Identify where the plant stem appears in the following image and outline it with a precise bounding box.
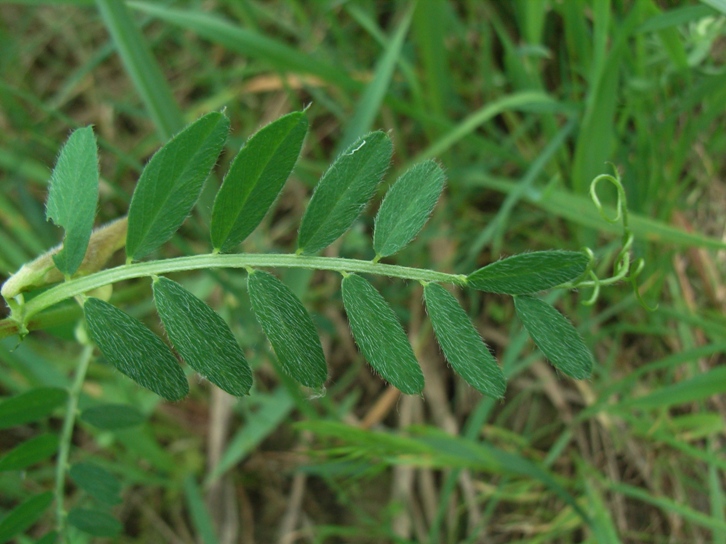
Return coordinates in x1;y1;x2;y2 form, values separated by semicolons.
55;343;93;541
15;253;468;326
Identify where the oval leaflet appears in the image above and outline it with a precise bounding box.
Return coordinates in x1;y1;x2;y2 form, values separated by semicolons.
467;250;589;295
248;270;328;389
211;111;308;252
153;276;253;396
297;131;393;254
374;160;445;258
514;295;593;379
342;274;424;394
424;283;505;398
84;297;189;401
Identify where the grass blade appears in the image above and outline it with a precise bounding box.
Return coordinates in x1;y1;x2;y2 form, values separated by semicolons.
127;1;356;91
95;0;183;140
342;274;424;394
619;366;726;411
207;387;293;483
610;481;726;534
45;126;98;276
514;295;593;379
338;4;414;152
424;283;506;398
183;475;219;544
297;131;392;254
211;111;308;252
84;297;188;401
417;91;559;161
248;270;327;389
126;112;229;261
637;5;716;32
412;0;450;119
572;5;641;193
463;173;726;251
153;276;252;396
467;250;588;295
373;160;445;259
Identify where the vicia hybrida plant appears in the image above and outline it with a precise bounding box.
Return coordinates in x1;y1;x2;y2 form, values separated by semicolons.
0;110;644;539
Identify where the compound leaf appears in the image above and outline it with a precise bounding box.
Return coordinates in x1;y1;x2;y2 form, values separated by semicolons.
341;274;424;394
211;111;308;252
126;112;229;261
69;462;122;505
424;283;505;398
0;387;68;430
468;250;588;295
374;160;445;258
153;276;252;396
84;297;188;401
297;131;392;254
514;295;593;379
46;126;99;276
248;270;327;389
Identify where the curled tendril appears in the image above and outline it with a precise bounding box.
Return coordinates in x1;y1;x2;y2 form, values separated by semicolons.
565;164;656;310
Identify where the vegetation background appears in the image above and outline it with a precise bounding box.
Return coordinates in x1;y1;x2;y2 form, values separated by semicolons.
0;1;725;542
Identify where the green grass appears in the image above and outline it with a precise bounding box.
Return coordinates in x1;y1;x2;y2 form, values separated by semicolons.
0;1;725;542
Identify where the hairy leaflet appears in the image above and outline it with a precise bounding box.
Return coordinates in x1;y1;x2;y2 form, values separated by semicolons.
342;274;424;394
126;112;229;261
153;276;253;396
468;250;588;295
46;126;99;276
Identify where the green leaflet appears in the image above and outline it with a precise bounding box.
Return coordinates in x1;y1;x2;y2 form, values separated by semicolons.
0;387;68;430
46;126;99;276
341;274;424;394
247;270;327;389
211;111;308;252
0;491;54;544
0;434;58;472
373;160;445;258
153;276;252;396
80;403;144;430
513;295;593;379
67;508;122;538
84;297;188;400
69;462;122;505
424;283;505;398
297;131;392;254
467;250;588;295
126;112;230;261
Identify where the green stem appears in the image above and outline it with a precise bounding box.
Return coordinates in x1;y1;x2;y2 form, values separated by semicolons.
55;343;94;541
13;253;468;327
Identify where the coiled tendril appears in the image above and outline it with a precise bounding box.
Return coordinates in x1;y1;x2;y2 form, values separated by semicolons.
563;165;656;310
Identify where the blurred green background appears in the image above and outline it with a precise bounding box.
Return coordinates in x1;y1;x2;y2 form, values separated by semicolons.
0;1;725;542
